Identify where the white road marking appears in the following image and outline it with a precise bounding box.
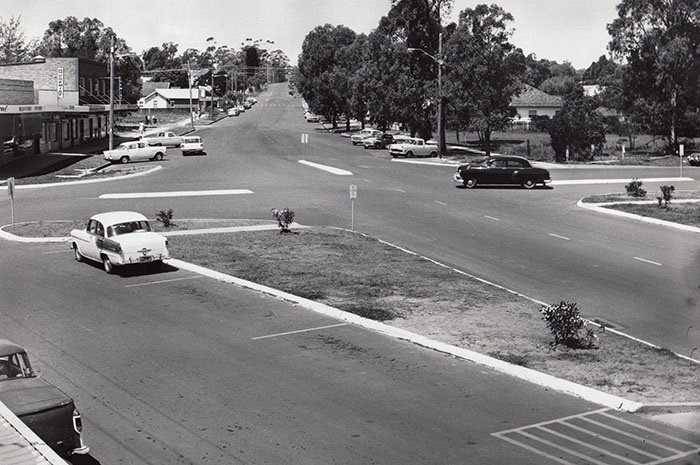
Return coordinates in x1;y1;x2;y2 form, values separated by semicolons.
298;160;353;175
634;256;662;266
484;215;500;221
551;177;693;186
43;249;70;254
99;189;253;199
252;323;348;340
125;275;203;288
548;233;570;241
435;201;447;206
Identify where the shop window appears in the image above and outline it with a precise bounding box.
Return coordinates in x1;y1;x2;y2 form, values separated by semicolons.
79;77;86;96
63;121;70;140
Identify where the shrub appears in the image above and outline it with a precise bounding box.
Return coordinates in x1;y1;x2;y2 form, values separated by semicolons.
155;209;175;227
657;185;675;208
625;178;646;197
540;300;597;349
271;207;295;233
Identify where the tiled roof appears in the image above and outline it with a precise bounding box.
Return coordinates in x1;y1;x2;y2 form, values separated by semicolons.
511;84;563;108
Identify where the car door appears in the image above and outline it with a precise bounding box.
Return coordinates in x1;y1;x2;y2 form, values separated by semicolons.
135;142;149;161
79;220;102;261
505;159;526;184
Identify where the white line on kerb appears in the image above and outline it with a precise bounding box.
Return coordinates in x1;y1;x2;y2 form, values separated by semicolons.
548;233;570;241
634;257;662;266
125;275;203;288
100;189;253;199
298;160;353;175
252;323;348;340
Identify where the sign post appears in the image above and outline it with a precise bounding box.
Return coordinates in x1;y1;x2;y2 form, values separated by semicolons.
7;177;15;224
679;144;684;178
349;184;357;231
301;133;309;160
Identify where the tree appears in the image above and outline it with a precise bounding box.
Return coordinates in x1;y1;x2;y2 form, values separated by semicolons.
0;15;31;63
549;87;606;162
443;4;525;156
608;0;700;152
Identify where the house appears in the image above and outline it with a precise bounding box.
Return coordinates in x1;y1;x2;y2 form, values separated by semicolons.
138;87;206;111
0;56;136;165
510;84;563;129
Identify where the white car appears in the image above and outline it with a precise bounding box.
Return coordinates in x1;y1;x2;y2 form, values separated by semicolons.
140;131;183;148
70;211;170;274
227;107;239;116
350;129;382;145
181;136;204;155
103;141;166;164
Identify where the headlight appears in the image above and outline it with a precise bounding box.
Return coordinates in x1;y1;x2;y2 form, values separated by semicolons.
72;407;83;433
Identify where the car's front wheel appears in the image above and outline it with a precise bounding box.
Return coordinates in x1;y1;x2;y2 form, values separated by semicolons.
405;151;413;158
73;245;83;262
464;177;478;188
119;156;129;164
522;179;536;189
102;256;114;274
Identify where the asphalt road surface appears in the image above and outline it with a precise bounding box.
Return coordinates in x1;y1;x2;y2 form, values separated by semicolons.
1;83;700;464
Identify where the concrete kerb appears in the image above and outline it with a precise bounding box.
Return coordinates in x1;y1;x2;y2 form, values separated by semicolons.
577;199;700;235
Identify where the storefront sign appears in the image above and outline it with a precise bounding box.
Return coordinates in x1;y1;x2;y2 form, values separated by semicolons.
57;67;64;98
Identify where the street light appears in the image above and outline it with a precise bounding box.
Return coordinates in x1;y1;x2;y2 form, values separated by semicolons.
407;32;445;157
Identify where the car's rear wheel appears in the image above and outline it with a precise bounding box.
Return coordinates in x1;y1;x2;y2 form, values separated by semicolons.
102;256;114;274
464;177;478;188
73;245;83;262
153;152;164;161
406;151;413;157
119;156;129;164
522;179;536;189
430;151;438;157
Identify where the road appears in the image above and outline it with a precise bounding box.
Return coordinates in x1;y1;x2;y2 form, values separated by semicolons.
1;83;699;464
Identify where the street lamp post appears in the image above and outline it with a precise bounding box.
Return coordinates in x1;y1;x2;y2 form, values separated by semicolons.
407;32;445;157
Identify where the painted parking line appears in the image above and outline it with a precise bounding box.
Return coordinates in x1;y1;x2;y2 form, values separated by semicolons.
252;323;348;340
634;256;663;266
548;233;570;241
99;189;253;199
298;160;353;175
493;408;700;465
484;215;500;221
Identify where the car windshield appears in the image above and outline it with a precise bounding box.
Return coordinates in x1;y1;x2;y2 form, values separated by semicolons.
116;144;131;151
107;220;152;237
0;352;34;381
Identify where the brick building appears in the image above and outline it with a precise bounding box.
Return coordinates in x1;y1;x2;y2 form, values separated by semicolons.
0;56;136;168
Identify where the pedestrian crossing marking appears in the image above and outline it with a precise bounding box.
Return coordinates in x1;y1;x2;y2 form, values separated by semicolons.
493;408;700;465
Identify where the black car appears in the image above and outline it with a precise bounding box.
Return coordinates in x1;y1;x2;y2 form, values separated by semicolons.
363;133;395;149
453;155;551;189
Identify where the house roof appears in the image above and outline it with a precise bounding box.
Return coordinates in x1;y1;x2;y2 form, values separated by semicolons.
141;80;170;97
144;87;202;102
511;84;563;108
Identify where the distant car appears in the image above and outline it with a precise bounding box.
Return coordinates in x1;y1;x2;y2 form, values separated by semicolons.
228;107;239;117
687;153;700;166
181;136;204;155
242;101;252;109
363;133;396;149
140;131;183;148
388;137;438;158
453;155;551;189
305;113;320;122
70;211;171;273
103;141;166;164
0;339;89;458
351;129;382;145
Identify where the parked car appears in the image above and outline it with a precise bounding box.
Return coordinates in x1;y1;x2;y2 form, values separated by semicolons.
363;133;396;149
0;339;89;458
453;155;551;189
140;131;183;147
305;113;320;122
181;136;204;155
351;128;382;145
70;211;171;273
103;141;166;164
687;153;700;166
388;137;438;158
227;107;239;117
242;101;252;109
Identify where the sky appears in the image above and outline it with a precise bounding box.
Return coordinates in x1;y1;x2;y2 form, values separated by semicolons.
4;0;620;70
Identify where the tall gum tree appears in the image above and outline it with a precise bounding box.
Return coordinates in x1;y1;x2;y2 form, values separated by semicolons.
608;0;700;152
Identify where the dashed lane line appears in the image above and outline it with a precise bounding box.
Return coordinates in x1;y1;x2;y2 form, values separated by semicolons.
298;160;353;175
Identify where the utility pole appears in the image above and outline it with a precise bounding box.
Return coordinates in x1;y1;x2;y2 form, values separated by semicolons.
109;35;115;151
187;61;195;129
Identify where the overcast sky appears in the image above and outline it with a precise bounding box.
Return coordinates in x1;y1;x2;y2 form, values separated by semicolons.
7;0;619;70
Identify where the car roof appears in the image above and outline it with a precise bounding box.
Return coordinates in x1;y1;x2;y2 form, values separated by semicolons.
90;211;149;226
488;155;529;161
0;339;25;357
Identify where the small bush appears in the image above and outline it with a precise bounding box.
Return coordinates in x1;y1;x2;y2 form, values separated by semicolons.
156;209;175;227
657;185;675;208
540;300;597;349
271;207;295;233
625;178;646;197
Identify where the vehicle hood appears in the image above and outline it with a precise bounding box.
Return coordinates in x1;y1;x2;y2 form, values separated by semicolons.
0;376;73;416
113;232;168;253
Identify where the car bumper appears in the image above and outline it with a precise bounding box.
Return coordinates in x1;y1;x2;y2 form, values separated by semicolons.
453;172;463;183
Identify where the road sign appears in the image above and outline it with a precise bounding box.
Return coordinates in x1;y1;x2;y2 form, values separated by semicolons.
349;184;357;199
301;133;309;144
7;177;14;198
